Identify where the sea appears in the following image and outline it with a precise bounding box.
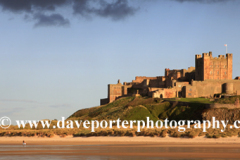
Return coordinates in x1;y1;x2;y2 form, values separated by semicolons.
0;144;239;160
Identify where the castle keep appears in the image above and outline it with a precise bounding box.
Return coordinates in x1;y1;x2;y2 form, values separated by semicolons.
195;52;232;80
100;52;240;105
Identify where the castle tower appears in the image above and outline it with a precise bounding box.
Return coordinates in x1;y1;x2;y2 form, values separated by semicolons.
226;53;233;80
195;51;233;81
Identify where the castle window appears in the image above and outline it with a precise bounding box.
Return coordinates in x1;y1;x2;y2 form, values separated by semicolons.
188;93;192;96
189;89;192;91
217;71;219;75
210;71;212;74
225;72;227;75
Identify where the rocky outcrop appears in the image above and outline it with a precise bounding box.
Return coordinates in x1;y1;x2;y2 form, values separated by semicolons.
202;108;240;124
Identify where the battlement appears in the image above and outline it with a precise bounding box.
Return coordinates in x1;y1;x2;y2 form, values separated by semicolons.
212;56;226;60
202;51;213;57
208;54;232;60
196;52;232;60
135;76;157;79
218;55;225;58
202;53;209;56
209;51;212;57
135;76;147;79
186;66;195;71
196;54;202;59
165;68;181;72
133;76;158;83
226;53;233;58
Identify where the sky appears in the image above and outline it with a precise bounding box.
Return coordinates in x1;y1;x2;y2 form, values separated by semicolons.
0;0;240;124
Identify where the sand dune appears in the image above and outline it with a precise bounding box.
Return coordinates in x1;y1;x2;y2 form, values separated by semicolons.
1;135;240;145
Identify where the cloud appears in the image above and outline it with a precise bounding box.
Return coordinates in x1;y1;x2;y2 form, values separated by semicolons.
96;0;138;21
0;107;24;116
49;104;72;108
33;13;70;27
174;0;232;3
73;0;138;21
0;99;40;104
0;0;138;27
0;0;68;13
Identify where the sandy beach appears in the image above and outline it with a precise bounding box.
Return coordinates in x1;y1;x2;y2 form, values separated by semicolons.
1;136;240;159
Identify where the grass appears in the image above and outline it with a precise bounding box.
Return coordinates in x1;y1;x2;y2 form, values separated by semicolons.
144;102;170;119
123;105;158;121
215;95;240;104
158;103;206;121
165;96;240;105
68;96;170;123
165;98;213;104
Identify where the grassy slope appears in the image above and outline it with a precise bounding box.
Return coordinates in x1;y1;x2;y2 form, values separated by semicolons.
68;96;207;122
3;96;240;138
164;98;213;104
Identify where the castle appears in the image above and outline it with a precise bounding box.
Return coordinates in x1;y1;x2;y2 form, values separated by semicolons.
100;51;240;105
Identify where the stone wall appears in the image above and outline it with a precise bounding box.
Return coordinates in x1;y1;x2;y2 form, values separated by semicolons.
183;85;198;98
165;68;182;79
182;79;240;98
151;88;176;98
165;66;195;82
100;98;109;105
122;84;132;96
132;76;158;83
149;79;165;88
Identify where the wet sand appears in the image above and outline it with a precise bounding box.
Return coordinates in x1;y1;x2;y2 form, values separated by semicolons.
1;136;240;159
1;149;240;159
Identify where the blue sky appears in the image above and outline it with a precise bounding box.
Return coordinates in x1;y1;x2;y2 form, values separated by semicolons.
0;0;239;123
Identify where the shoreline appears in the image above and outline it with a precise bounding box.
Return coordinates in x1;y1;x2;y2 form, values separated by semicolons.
2;136;240;158
1;135;240;145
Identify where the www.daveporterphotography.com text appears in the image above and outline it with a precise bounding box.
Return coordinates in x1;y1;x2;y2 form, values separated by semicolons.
7;117;240;133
